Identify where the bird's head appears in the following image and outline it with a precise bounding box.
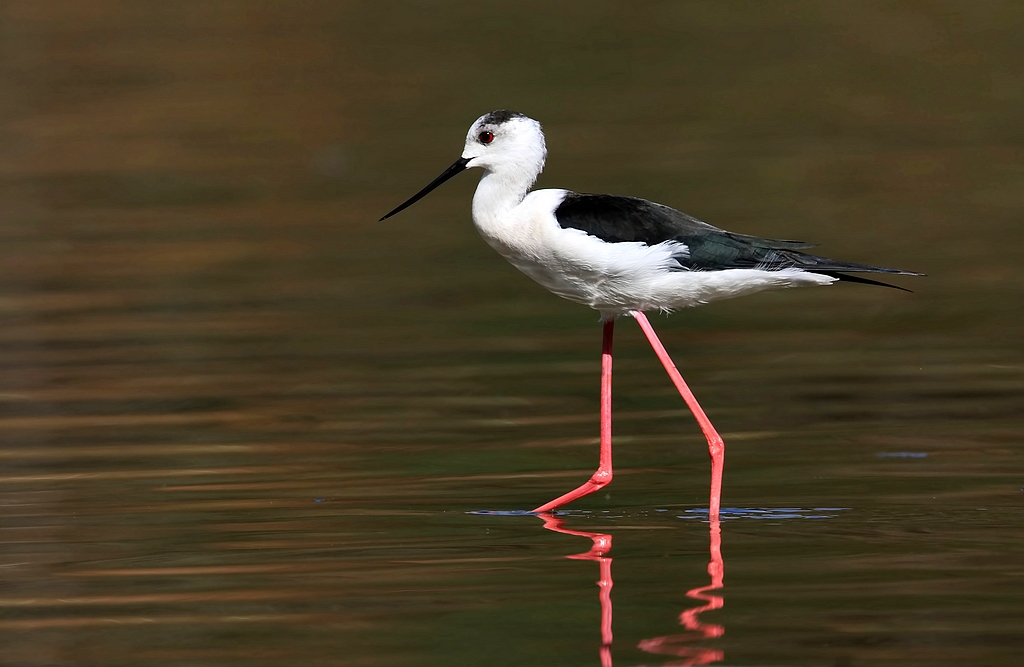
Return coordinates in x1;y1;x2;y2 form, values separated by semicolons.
460;110;546;175
380;110;546;221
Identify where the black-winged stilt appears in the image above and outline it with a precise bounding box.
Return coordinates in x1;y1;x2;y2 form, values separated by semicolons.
381;110;922;520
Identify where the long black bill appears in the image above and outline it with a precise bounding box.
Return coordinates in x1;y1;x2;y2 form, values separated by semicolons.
379;157;470;221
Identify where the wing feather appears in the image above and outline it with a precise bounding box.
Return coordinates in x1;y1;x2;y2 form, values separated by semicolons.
554;193;923;278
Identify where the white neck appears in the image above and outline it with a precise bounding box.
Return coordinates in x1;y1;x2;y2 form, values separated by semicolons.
471;164;540;228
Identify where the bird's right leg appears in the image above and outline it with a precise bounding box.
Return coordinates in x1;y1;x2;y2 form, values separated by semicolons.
533;318;615;513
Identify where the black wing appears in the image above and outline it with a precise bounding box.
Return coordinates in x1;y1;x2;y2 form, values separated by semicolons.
554;193;923;286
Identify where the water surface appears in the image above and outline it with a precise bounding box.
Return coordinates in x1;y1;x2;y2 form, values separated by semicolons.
1;2;1023;665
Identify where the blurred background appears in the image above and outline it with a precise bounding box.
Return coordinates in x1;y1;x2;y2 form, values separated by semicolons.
1;2;1022;666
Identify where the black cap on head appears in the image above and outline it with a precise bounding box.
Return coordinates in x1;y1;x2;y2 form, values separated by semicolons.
480;110;526;125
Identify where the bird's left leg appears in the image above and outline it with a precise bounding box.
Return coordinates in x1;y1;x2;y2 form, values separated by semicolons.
632;311;724;521
533;318;615;513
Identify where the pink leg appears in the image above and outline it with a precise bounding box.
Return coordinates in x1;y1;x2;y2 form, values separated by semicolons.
632;311;724;522
533;319;615;513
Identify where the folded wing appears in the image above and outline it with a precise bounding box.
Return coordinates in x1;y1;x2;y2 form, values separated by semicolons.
554;193;923;288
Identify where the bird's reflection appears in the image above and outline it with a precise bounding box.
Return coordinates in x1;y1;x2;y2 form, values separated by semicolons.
537;513;724;667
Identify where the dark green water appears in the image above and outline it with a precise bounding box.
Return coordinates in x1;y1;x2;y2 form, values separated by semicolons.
2;2;1022;665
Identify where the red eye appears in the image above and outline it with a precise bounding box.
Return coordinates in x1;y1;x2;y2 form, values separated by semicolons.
478;131;494;144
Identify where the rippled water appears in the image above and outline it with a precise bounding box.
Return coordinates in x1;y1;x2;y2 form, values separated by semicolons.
2;2;1023;666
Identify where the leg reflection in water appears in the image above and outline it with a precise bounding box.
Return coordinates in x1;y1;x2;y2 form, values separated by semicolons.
538;514;724;667
537;512;614;667
638;519;725;666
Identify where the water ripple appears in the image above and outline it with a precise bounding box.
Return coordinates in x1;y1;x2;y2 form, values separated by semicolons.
679;507;850;520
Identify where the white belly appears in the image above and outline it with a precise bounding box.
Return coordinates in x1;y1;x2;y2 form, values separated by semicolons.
501;249;833;318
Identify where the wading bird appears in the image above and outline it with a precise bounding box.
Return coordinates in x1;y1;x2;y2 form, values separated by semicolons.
381;110;921;520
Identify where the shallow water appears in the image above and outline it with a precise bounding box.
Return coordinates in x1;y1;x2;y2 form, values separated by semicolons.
2;2;1023;666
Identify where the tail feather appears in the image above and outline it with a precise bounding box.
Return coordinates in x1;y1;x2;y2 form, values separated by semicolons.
816;271;915;292
786;251;925;276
